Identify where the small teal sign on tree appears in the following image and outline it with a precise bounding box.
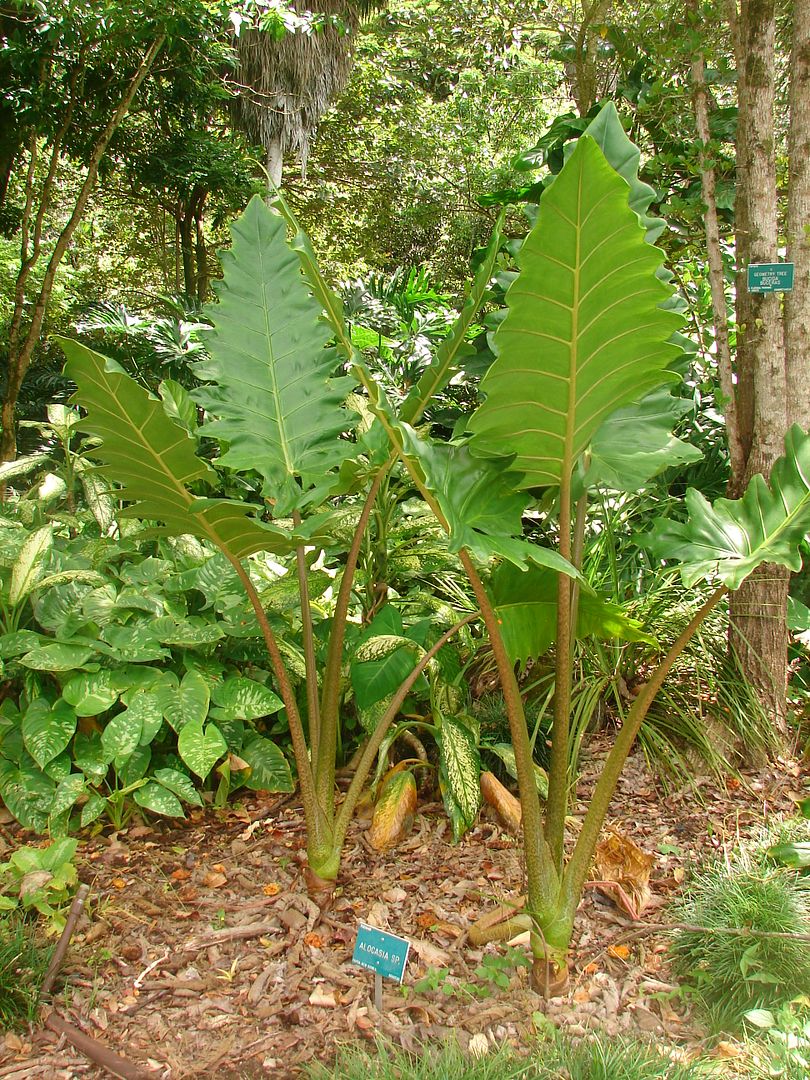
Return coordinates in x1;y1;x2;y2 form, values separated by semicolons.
747;263;795;293
352;924;410;983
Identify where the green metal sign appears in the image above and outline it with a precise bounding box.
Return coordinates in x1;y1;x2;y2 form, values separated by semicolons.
747;263;795;293
352;923;410;982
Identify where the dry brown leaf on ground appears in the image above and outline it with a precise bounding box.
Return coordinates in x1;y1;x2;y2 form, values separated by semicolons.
593;830;655;919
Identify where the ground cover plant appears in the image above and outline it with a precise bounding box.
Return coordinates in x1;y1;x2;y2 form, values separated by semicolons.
306;1033;715;1080
0;912;52;1030
52;102;810;995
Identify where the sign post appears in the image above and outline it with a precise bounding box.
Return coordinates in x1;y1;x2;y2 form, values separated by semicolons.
747;263;795;293
352;924;410;1013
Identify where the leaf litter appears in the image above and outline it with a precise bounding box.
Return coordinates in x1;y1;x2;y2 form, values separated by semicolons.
0;741;799;1079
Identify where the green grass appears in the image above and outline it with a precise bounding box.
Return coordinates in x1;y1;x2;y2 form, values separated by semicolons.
669;859;810;1034
0;913;53;1029
306;1034;716;1080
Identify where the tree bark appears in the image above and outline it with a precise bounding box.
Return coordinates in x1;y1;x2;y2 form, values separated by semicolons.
689;7;744;479
0;35;165;466
728;0;789;732
786;0;810;431
267;137;283;190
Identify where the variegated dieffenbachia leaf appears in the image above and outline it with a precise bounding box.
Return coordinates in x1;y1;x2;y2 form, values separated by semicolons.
436;714;481;841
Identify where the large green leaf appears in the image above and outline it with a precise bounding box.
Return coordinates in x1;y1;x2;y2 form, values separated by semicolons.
177;718;227;780
211;677;283;721
192;195;353;513
58;338;296;559
154;670;210;733
397;426;577;574
492;563;654;666
644;425;810;589
585;385;702;493
468;136;683;488
580;102;666;243
18;643;94;672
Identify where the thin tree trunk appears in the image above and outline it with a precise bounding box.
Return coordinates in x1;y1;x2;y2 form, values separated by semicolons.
267;137;283;189
728;0;789;733
689;6;744;478
0;35;165;466
786;0;810;430
179;203;196;301
194;189;209;303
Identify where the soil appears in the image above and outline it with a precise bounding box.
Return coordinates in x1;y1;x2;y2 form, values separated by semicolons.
0;741;803;1080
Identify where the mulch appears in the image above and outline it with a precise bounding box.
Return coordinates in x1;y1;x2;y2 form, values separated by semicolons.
0;741;802;1079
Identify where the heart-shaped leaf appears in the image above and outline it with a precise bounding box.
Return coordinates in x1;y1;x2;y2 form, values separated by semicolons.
178;718;227;780
154;670;210;733
22;698;77;768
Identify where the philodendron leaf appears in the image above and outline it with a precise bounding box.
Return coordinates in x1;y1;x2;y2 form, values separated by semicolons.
18;643;95;672
586;384;702;493
133;781;185;818
58;337;297;559
100;710;142;760
643;425;810;589
178;718;227;780
239;733;293;792
193;195;353;514
468;135;683;489
492;563;655;665
154;670;210;733
397;426;578;575
22;698;77;768
152;767;203;806
211;677;283;721
62;671;119;717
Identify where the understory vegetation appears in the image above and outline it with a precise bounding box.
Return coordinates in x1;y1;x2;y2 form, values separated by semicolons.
0;0;809;1074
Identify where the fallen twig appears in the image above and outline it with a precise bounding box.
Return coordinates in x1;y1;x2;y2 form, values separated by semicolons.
180;919;281;951
44;1012;153;1080
41;882;90;996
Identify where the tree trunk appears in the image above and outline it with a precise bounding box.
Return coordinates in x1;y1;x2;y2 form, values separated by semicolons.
786;0;810;430
179;203;196;302
689;4;744;479
728;0;788;733
0;35;165;467
267;137;283;190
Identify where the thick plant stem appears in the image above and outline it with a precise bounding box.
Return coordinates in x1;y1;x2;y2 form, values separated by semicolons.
293;510;320;764
458;551;559;916
561;585;727;916
547;475;574;871
224;552;323;844
332;612;477;848
315;459;392;810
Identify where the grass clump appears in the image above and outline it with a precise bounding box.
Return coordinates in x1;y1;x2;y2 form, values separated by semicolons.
0;913;53;1029
669;859;810;1033
307;1034;714;1079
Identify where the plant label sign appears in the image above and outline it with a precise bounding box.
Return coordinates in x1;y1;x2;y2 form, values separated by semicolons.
747;263;795;293
352;923;410;983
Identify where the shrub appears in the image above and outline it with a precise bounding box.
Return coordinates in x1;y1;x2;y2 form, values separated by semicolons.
670;860;810;1033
